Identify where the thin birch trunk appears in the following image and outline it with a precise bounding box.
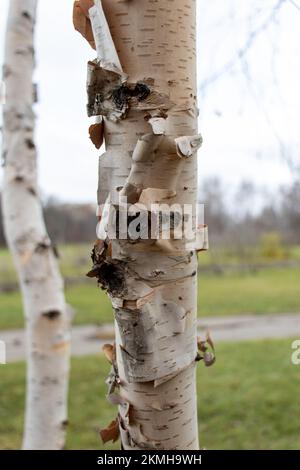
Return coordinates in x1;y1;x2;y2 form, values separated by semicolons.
74;0;204;450
2;0;71;450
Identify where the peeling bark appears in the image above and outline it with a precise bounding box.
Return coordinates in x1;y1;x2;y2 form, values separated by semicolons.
75;0;203;450
2;0;71;450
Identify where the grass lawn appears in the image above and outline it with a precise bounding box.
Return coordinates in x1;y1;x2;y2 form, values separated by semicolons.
1;243;300;284
0;338;299;450
0;266;299;330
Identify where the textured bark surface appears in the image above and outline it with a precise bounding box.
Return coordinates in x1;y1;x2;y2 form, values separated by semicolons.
2;0;71;450
75;0;202;450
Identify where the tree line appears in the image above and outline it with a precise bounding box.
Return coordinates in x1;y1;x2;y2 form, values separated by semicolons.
1;178;299;248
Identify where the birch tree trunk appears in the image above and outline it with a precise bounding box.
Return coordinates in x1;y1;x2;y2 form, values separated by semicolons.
2;0;71;450
74;0;204;450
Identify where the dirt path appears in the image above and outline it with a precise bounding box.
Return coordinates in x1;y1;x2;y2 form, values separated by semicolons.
1;313;300;363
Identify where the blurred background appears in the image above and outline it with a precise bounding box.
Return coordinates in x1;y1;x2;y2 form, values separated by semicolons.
0;0;299;450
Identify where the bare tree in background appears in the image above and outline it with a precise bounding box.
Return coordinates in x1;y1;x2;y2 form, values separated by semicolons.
2;0;71;449
198;0;300;172
74;0;211;450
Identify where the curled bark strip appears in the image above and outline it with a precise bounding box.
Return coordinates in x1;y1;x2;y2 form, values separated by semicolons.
89;0;123;75
87;61;124;120
118;413;161;450
73;1;96;50
116;293;197;383
87;61;171;121
175;135;203;158
186;224;209;252
148;116;167;135
107;392;127;407
76;0;95;17
102;343;116;364
119;132;202;212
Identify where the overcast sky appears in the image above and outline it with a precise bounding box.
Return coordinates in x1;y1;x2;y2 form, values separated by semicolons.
0;0;299;204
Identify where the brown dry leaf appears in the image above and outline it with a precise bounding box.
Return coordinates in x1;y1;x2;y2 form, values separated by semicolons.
197;336;207;353
107;241;112;258
206;330;215;352
197;334;216;367
86;265;100;278
73;1;96;50
100;418;120;444
102;343;116;364
94;239;105;255
89;121;104;149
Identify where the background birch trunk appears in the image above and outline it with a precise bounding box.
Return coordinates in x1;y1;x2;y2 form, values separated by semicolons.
74;0;202;450
2;0;71;450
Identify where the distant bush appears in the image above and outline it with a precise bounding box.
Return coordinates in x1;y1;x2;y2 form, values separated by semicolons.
260;232;289;260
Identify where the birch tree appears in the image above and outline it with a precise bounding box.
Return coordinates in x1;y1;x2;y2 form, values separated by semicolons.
2;0;71;450
74;0;209;450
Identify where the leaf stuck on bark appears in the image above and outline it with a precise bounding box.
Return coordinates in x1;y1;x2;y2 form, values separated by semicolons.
89;121;104;149
100;418;120;444
197;332;216;367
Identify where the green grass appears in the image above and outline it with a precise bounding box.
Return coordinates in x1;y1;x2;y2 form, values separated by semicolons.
0;339;299;449
0;267;299;330
0;243;299;330
0;283;114;330
198;267;300;316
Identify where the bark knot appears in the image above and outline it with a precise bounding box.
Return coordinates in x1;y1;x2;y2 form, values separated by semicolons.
87;241;127;297
112;83;151;110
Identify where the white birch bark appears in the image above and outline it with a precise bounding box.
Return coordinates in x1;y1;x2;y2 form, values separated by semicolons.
2;0;71;450
75;0;203;450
